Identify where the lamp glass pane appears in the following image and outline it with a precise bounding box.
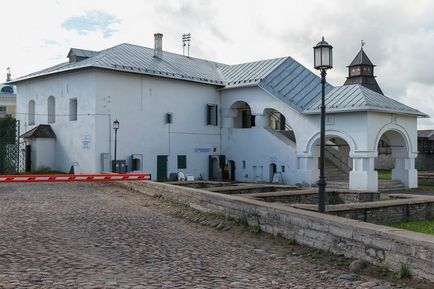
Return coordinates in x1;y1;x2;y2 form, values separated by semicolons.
314;48;321;67
321;46;330;67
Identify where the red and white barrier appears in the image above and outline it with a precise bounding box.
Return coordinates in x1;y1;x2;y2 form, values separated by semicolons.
0;173;151;183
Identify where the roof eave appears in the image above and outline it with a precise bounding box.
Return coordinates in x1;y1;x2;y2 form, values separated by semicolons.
302;107;428;117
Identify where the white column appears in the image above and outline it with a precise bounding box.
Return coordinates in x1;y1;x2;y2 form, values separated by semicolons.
221;109;235;128
297;156;319;186
253;114;267;128
392;157;417;188
349;157;378;192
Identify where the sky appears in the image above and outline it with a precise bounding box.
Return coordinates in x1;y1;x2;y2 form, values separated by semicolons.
1;0;434;128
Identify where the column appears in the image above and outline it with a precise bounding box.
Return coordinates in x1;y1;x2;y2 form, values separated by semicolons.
297;156;319;186
392;157;417;188
349;157;378;191
253;114;267;128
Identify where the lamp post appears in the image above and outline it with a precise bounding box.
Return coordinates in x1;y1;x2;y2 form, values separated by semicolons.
113;119;119;173
313;37;333;213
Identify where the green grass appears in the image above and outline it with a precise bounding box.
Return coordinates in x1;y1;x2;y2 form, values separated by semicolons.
417;184;434;192
390;219;434;235
377;169;391;180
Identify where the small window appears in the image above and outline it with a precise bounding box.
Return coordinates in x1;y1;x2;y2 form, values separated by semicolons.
166;113;173;124
281;165;285;173
28;100;35;125
47;96;55;123
207;104;218;126
177;155;187;169
0;107;6;118
242;160;246;170
69;98;77;121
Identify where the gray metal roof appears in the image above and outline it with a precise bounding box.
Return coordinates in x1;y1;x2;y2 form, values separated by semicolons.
220;57;288;88
67;48;98;58
11;43;427;118
13;43;228;85
21;124;56;139
349;49;374;66
418;130;434;139
258;57;334;112
303;84;427;116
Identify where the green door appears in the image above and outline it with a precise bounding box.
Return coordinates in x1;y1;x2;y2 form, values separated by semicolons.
157;155;168;181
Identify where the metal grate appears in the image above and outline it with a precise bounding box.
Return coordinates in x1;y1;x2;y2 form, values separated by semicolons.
0;117;26;174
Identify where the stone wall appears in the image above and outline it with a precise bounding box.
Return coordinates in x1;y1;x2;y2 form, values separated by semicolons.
325;199;434;224
252;191;379;205
119;181;434;281
416;154;434;171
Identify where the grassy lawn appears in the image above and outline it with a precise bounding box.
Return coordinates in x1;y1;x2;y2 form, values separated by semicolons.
377;169;391;180
390;219;434;236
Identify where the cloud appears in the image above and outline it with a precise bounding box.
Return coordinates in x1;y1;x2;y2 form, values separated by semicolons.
62;10;120;38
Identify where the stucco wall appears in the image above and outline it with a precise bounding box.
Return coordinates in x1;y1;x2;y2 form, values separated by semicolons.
94;70;221;179
16;70;97;173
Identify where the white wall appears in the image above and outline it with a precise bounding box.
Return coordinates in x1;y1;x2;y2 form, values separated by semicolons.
16;70;97;173
94;70;221;180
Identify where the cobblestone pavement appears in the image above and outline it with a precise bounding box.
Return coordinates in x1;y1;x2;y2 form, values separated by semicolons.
0;183;429;288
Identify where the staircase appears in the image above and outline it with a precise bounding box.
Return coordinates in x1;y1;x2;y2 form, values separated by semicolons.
378;180;407;192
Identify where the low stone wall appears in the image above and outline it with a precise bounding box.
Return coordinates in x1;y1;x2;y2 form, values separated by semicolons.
291;198;434;225
249;191;379;205
418;172;434;185
119;181;434;281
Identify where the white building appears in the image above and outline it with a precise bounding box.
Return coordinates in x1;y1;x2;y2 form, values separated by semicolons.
11;34;427;191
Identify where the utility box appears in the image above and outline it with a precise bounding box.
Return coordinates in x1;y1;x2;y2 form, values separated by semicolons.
101;153;111;172
112;160;127;173
131;154;143;171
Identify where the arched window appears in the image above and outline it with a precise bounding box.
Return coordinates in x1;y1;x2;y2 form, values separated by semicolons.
28;100;35;125
47;96;55;123
1;86;14;93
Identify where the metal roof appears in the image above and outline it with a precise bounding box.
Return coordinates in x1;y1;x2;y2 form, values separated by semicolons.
67;48;98;58
303;84;427;117
13;43;228;85
349;49;374;66
418;130;434;139
258;57;334;112
220;57;288;88
10;43;427;118
21;124;56;139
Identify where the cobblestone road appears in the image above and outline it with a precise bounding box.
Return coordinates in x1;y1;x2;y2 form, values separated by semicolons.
0;183;428;288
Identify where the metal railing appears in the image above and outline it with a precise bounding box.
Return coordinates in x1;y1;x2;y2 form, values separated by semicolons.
324;146;352;173
265;112;296;143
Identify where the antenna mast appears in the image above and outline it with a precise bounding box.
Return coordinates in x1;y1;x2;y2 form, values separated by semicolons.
182;33;191;57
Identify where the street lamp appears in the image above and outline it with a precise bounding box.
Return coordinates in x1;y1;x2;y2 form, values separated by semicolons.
313;37;333;213
113;119;119;173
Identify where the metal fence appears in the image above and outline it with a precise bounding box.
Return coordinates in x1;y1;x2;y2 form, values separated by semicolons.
0;117;26;174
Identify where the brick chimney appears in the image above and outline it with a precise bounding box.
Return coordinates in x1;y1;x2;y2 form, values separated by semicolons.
154;33;163;58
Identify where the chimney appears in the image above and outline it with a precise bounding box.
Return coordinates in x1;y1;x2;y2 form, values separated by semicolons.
154;33;163;58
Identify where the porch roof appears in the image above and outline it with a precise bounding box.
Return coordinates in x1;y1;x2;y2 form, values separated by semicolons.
21;125;56;139
303;84;428;117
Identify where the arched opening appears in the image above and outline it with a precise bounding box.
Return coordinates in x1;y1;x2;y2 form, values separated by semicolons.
28;100;35;125
230;101;254;128
264;108;296;143
47;96;55;124
269;163;277;182
228;160;236;181
1;86;14;93
375;130;413;187
311;136;352;184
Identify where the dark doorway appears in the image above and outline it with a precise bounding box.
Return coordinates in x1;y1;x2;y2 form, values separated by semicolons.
270;163;277;182
228;160;236;181
157;155;168;181
25;145;32;172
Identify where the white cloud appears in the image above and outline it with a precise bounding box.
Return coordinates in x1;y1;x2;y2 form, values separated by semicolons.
1;0;433;127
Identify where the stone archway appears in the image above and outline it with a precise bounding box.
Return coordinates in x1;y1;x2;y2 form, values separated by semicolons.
230;101;254;128
375;129;416;188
